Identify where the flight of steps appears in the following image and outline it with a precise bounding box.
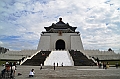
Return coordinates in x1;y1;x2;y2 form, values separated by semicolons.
22;50;96;66
22;51;51;66
44;51;74;66
69;50;96;66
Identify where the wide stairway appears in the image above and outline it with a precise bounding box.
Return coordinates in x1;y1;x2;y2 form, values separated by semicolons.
22;51;51;66
22;50;96;66
44;51;74;66
69;50;96;66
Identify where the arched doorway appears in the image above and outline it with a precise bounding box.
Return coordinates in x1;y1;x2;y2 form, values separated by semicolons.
56;40;65;50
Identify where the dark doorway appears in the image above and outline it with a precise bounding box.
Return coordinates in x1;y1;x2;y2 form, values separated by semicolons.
56;40;65;50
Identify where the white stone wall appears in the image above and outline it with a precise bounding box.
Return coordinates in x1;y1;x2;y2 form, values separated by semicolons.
82;50;120;60
71;35;84;51
92;55;120;60
37;35;50;51
5;49;37;56
0;49;38;60
37;32;84;51
83;50;116;55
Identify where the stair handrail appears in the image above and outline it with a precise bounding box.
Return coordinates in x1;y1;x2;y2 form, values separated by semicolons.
67;50;74;66
20;50;41;65
85;53;97;63
80;50;97;64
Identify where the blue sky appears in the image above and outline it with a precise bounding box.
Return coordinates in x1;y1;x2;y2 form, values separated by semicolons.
0;0;120;53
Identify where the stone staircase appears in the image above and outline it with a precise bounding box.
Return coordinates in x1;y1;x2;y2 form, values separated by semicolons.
69;50;96;66
22;50;96;66
44;51;74;66
22;51;51;66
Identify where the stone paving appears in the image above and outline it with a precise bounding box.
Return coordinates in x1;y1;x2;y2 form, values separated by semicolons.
0;65;120;79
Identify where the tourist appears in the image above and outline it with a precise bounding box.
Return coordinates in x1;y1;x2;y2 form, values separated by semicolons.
12;62;16;76
1;65;10;77
57;63;58;67
106;62;109;69
103;62;107;69
103;62;104;69
53;62;55;70
17;60;20;65
99;62;102;68
2;62;14;78
96;57;99;66
9;62;13;78
115;62;119;68
61;62;63;67
29;69;35;77
40;63;42;70
5;61;9;65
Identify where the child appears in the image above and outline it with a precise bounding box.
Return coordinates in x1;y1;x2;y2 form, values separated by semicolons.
29;69;35;77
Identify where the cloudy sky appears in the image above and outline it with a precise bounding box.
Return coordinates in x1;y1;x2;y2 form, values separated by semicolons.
0;0;120;53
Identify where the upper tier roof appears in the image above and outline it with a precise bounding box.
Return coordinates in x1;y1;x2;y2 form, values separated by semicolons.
44;18;77;32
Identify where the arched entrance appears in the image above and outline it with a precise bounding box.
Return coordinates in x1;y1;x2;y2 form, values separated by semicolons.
56;40;65;50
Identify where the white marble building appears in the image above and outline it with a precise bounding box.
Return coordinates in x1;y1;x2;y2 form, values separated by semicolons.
37;32;84;51
1;18;120;62
37;18;83;51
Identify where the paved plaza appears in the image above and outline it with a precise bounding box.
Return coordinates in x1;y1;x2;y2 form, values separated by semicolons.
0;65;120;79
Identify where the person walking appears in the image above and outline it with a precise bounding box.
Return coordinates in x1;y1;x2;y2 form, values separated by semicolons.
57;63;58;67
40;63;42;70
115;62;119;68
9;62;13;78
61;62;63;67
12;62;16;77
53;62;55;70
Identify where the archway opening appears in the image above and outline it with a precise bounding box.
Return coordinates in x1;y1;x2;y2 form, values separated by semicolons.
56;40;65;50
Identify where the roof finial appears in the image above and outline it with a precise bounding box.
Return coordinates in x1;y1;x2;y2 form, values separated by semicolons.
56;18;65;24
59;18;62;21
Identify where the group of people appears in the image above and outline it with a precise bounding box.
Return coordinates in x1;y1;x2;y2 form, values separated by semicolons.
1;61;16;78
98;62;110;69
1;61;35;78
98;62;119;69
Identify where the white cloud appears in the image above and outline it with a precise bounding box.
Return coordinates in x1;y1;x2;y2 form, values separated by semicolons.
0;41;3;45
14;2;25;10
